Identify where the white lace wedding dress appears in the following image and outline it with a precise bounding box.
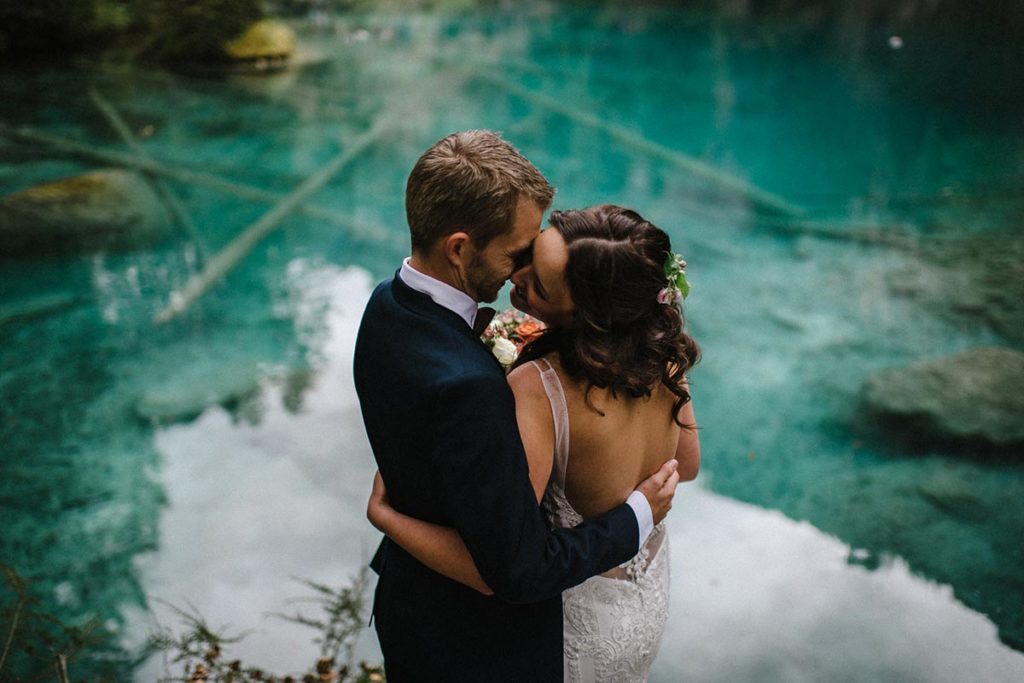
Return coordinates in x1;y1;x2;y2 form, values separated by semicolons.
532;359;671;683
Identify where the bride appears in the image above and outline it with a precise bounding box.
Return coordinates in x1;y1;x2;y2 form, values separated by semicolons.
367;204;701;682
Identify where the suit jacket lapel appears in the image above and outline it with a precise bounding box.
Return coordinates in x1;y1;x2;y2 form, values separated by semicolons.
390;270;480;342
390;272;504;372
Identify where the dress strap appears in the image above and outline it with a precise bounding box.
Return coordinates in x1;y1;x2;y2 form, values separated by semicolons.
530;358;570;488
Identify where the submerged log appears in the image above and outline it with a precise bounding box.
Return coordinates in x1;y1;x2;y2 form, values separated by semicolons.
754;216;921;249
88;87;210;264
468;67;803;217
0;292;78;327
0;122;389;242
0;122;289;204
153;118;392;324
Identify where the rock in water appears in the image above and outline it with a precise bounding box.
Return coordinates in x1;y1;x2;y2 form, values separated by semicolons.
0;169;173;255
923;234;1024;346
135;360;263;425
225;19;296;70
863;346;1024;448
886;233;1024;346
916;468;989;521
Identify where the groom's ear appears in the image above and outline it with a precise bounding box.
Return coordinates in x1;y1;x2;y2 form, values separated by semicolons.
444;231;473;268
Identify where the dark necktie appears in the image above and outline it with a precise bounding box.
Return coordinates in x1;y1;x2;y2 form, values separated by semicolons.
472;306;496;337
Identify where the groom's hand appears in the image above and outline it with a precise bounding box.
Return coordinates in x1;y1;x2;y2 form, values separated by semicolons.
636;459;680;525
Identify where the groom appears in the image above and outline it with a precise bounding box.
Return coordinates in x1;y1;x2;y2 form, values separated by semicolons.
353;130;678;682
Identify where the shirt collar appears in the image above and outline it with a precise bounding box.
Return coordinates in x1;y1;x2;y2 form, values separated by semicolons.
400;257;480;329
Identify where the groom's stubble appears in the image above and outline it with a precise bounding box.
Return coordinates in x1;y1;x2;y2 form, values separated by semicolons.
461;197;546;303
464;251;506;303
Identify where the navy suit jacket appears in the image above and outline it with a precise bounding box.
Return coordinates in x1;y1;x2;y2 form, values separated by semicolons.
353;273;639;682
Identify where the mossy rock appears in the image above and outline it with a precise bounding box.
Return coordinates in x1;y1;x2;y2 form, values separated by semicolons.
225;19;295;61
916;468;990;522
135;360;263;424
888;232;1024;346
0;169;173;255
921;233;1024;345
863;346;1024;449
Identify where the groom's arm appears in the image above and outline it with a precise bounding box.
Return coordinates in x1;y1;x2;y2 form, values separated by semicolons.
432;372;655;603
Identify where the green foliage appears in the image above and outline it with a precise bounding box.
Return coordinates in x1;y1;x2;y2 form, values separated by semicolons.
0;0;132;57
271;573;370;668
0;0;266;63
1;562;382;681
149;568;384;682
130;0;267;64
0;564;107;683
342;0;482;12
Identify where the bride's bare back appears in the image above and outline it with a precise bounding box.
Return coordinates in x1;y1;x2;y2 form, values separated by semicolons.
510;353;699;517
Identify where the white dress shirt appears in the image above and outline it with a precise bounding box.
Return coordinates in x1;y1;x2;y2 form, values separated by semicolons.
398;258;655;551
400;258;480;328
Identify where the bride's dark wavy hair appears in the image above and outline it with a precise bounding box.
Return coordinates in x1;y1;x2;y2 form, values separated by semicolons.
514;204;700;425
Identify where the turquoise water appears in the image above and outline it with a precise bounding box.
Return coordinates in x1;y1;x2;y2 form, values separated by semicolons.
2;5;1023;681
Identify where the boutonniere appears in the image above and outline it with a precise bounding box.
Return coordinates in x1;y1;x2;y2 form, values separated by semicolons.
481;308;546;371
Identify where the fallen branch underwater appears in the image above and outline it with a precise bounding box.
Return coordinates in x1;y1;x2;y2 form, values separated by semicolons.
465;65;804;217
88;87;211;264
0;121;395;244
152;117;393;325
753;216;922;249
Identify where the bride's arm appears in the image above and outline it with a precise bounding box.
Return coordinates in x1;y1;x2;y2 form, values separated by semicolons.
675;379;701;481
367;472;494;595
365;364;557;595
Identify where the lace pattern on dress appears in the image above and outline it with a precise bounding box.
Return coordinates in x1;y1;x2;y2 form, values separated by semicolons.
562;526;670;683
530;358;671;683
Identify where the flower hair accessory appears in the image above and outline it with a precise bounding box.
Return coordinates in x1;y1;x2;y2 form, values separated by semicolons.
657;252;690;306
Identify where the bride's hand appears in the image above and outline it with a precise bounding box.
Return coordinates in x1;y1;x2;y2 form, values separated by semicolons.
366;470;392;532
636;459;680;525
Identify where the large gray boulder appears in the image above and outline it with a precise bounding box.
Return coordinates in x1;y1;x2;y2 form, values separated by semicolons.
863;346;1024;447
0;169;173;255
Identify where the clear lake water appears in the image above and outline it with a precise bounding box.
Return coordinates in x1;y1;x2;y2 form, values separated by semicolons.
1;4;1023;681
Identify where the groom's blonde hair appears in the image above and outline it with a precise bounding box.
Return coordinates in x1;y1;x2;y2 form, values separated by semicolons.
406;130;554;252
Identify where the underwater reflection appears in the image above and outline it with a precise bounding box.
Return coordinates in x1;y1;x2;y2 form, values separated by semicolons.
128;264;383;679
658;488;1024;683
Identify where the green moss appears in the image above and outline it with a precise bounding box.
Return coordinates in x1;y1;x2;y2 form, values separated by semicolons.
224;18;296;60
0;0;131;57
14;174;107;201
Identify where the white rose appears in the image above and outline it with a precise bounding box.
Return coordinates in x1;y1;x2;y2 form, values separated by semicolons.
492;337;518;367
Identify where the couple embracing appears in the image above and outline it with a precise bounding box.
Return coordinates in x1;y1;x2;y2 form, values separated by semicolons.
354;130;700;683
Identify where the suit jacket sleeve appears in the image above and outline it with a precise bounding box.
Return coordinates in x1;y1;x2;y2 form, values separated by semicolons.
433;371;639;603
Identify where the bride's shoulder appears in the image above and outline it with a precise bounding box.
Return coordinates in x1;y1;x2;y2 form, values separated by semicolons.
507;358;548;400
507;358;539;384
508;350;563;380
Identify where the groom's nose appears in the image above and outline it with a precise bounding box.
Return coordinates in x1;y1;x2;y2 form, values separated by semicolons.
510;266;527;286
